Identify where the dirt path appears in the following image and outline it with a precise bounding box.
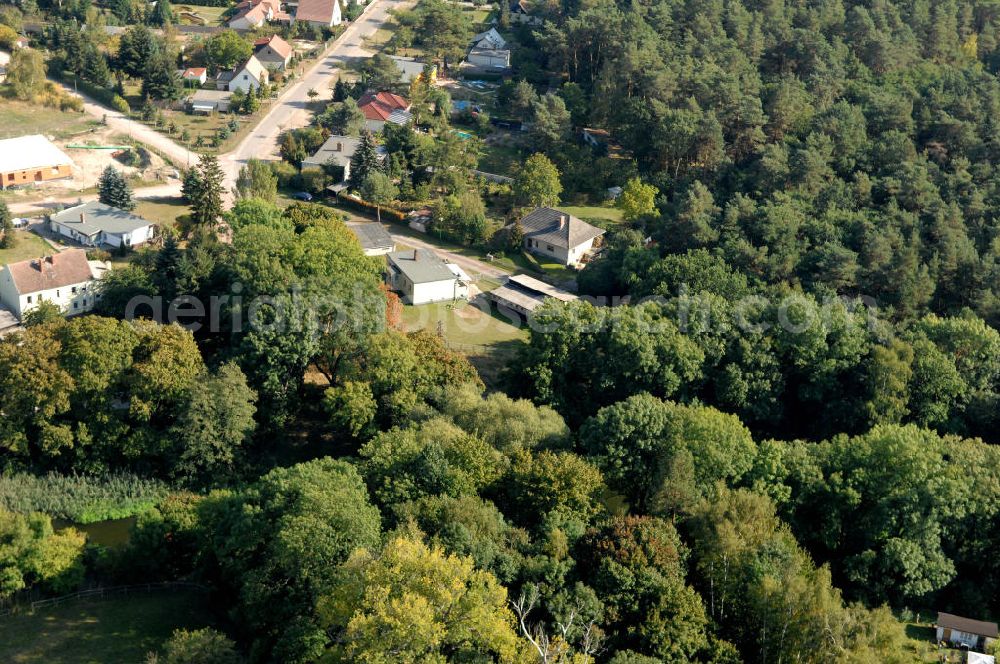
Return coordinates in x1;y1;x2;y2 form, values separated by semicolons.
8;182;182;216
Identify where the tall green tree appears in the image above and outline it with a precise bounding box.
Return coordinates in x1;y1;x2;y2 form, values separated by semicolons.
358;172;397;222
98;165;136;211
0;199;15;250
190;154;224;228
347;130;382;191
513;153;562;208
233;158;278;202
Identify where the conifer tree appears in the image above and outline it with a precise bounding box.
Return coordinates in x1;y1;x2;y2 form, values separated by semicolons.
347;130;381;191
191;154;224;227
0;199;16;250
98;165;136;210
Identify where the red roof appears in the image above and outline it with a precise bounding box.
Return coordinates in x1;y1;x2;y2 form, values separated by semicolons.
295;0;338;24
5;250;95;295
357;91;410;121
182;68;207;78
254;34;293;59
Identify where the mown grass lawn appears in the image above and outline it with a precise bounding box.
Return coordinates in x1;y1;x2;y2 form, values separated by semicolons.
134;197;190;230
0;591;216;664
560;204;624;227
0;232;57;265
0;101;99;140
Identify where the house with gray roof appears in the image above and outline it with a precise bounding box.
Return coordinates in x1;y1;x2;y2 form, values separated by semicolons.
301;135;387;183
49;201;156;249
348;223;395;256
515;207;605;267
386;248;470;304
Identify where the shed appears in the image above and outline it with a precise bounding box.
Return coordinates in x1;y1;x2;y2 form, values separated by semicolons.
348;223;396;256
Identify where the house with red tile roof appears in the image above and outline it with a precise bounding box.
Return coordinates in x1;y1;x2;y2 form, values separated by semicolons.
180;67;207;85
294;0;341;27
229;0;289;30
0;250;109;320
357;91;412;131
254;34;294;70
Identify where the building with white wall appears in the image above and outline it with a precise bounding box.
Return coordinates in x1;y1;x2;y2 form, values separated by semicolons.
49;202;155;249
0;250;107;320
386;249;470;304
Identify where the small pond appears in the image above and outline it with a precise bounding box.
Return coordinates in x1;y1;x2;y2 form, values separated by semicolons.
52;516;136;549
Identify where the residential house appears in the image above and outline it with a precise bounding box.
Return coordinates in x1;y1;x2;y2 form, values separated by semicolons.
229;0;289;29
967;653;995;664
472;28;507;50
188;89;234;114
0;250;108;320
214;70;235;90
467;46;511;69
386;249;470;304
349;223;396;256
515;207;605;267
0;51;9;84
253;34;294;70
487;273;577;317
936;613;998;652
180;67;208;85
50;202;156;249
358;91;412;132
467;27;511;69
228;55;270;94
0;135;74;189
388;55;436;83
301;134;387;183
407;207;432;233
294;0;342;27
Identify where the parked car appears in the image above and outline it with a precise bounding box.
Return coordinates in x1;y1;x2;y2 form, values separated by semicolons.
292;192;313;201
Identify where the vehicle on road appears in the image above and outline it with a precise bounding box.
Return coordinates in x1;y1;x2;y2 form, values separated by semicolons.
292;191;313;201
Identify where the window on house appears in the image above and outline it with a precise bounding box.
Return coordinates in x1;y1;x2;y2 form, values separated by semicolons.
73;302;78;309
72;287;77;294
26;296;32;304
546;244;554;252
56;290;60;297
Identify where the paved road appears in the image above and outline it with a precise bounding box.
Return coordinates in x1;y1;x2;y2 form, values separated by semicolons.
221;0;411;193
386;228;511;280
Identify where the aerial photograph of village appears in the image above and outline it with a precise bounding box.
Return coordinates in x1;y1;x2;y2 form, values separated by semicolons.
1;0;1000;662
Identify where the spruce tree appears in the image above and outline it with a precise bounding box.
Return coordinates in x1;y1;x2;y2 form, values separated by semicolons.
191;154;224;227
98;165;136;211
0;199;16;250
182;167;203;204
347;130;381;191
154;234;183;301
149;0;174;26
333;79;349;102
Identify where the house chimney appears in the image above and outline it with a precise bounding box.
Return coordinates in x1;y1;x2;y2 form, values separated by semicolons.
413;248;418;261
559;214;567;229
336;142;342;151
80;213;85;224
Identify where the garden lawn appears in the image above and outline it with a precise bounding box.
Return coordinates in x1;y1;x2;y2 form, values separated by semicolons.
0;101;98;140
560;205;624;227
477;142;521;176
0;591;216;664
0;232;56;265
134;197;190;230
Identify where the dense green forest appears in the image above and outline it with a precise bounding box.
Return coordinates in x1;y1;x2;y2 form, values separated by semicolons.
5;0;1000;662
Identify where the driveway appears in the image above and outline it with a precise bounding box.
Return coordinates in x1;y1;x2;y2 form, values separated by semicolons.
386;228;511;281
221;0;414;193
8;182;182;216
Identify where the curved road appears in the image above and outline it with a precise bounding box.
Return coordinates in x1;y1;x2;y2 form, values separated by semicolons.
13;0;405;214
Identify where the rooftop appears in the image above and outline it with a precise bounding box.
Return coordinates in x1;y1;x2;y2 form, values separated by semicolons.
3;249;97;295
349;223;395;252
295;0;339;23
489;274;578;313
50;201;153;238
255;34;293;59
937;612;999;638
0;135;74;174
302;135;384;169
518;207;605;249
358;91;410;121
388;249;459;284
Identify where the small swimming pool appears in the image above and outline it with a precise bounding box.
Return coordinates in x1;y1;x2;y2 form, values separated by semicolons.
452;130;474;140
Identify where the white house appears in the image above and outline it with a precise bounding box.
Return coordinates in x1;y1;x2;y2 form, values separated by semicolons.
294;0;341;27
472;28;507;50
49;201;155;248
188;89;234;114
228;0;287;29
386;249;470;304
516;207;605;267
301;134;387;183
936;613;998;653
253;34;294;70
228;55;270;94
0;250;108;320
467;28;510;69
180;67;208;85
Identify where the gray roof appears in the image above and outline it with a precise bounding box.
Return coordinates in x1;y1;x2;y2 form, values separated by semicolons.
518;207;605;249
302;135;363;169
388;249;458;284
191;89;233;102
388;55;431;82
50;201;153;238
349;223;394;252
